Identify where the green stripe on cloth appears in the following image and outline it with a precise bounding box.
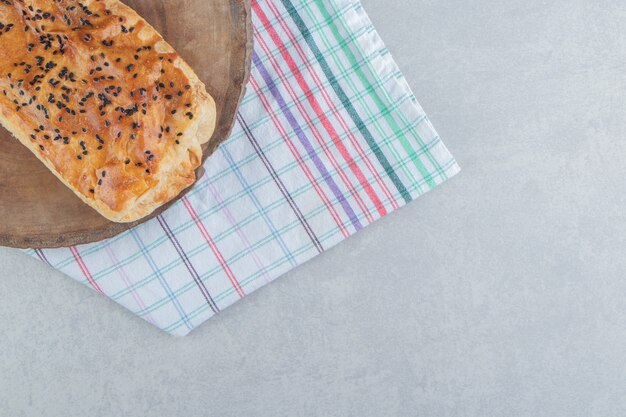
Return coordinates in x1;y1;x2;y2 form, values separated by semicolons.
280;0;412;203
311;0;441;189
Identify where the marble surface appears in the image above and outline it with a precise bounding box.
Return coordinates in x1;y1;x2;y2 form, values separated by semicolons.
2;1;626;416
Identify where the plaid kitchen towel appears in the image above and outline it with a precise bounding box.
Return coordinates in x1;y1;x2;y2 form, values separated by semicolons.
26;0;459;336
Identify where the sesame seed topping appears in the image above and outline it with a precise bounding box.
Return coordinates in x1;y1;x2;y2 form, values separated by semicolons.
2;1;200;199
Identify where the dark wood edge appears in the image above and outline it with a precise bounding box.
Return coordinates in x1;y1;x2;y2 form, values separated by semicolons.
4;0;253;249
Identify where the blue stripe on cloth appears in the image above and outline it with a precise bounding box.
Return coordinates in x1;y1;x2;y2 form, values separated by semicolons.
129;229;194;331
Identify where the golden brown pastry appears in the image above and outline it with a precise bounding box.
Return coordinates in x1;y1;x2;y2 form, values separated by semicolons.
0;0;216;223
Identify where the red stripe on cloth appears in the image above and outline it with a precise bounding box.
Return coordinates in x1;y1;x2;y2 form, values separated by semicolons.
253;13;373;224
253;1;387;221
248;74;350;238
254;28;373;226
254;30;373;225
69;246;104;294
265;0;398;211
181;196;246;299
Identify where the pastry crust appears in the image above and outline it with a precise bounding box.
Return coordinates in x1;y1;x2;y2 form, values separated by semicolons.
0;0;216;223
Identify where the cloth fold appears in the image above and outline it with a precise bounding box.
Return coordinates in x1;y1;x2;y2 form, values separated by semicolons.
26;0;459;336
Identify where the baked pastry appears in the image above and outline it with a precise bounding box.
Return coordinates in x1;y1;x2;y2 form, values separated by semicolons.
0;0;216;223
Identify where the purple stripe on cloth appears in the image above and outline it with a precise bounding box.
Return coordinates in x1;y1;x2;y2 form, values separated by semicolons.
104;244;158;326
35;249;52;267
252;50;363;232
237;113;324;253
157;215;219;314
219;144;297;267
203;173;272;285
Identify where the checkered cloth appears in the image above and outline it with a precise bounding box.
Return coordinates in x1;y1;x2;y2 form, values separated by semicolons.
26;0;459;336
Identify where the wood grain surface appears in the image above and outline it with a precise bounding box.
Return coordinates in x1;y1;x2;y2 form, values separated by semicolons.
0;0;252;249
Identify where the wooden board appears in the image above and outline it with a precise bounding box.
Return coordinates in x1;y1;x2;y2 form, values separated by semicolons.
0;0;252;249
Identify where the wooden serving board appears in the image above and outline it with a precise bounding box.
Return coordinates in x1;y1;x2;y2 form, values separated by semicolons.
0;0;252;249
